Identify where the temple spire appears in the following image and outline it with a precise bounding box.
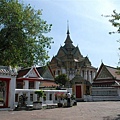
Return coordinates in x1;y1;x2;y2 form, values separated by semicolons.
67;20;70;35
64;21;74;49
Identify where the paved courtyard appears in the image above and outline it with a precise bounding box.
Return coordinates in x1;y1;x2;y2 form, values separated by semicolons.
1;102;120;120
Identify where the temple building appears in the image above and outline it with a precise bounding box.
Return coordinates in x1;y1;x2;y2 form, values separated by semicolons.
49;27;97;101
92;63;120;101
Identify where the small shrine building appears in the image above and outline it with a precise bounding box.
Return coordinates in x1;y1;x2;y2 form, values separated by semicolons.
92;63;120;101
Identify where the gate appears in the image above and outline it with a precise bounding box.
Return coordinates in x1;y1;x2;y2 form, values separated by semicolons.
76;85;82;98
0;79;10;108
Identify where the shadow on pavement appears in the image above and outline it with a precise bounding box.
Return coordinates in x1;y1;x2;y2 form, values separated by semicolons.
103;114;120;120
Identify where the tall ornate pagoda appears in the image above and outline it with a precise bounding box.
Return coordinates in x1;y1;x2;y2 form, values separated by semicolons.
49;26;97;101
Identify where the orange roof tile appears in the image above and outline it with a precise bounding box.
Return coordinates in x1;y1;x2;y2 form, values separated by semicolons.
40;81;58;87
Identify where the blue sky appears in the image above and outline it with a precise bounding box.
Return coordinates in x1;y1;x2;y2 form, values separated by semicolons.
21;0;120;68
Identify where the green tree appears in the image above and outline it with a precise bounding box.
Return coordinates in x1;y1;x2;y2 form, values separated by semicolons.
107;10;120;35
0;0;53;67
55;74;69;86
106;10;120;65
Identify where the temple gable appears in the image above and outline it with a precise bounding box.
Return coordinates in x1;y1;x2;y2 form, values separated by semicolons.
97;66;113;79
26;69;38;78
42;68;53;80
23;67;41;78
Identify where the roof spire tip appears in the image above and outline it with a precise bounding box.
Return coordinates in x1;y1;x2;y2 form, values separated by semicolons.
67;20;70;34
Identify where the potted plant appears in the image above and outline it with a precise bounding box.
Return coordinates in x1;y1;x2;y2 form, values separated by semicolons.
33;90;44;109
71;94;77;106
55;92;67;107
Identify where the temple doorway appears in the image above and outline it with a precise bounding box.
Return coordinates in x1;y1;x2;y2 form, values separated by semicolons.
0;80;9;108
76;85;82;98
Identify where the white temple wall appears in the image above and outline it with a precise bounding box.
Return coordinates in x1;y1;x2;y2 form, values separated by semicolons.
8;76;16;109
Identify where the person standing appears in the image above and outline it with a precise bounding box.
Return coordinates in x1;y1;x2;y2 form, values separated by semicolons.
67;92;71;107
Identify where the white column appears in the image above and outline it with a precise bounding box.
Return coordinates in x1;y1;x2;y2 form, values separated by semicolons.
9;76;16;109
117;88;120;96
53;92;55;102
93;71;96;79
85;70;87;80
91;71;94;83
26;92;30;105
33;94;37;102
62;68;66;74
52;92;54;101
46;92;49;100
35;81;40;89
89;71;92;83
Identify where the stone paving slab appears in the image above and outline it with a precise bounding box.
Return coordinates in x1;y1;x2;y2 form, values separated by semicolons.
1;102;120;120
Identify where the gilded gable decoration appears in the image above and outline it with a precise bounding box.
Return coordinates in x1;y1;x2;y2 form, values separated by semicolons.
97;66;113;79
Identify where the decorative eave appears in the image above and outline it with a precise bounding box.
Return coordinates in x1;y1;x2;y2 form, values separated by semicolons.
0;66;17;76
24;66;42;78
17;77;43;81
92;80;115;84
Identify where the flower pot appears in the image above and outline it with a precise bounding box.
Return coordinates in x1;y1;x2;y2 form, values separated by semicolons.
57;103;63;107
33;101;42;109
63;100;67;107
72;100;77;106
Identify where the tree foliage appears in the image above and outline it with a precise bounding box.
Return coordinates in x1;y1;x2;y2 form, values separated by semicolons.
0;0;53;67
105;10;120;65
55;74;69;86
35;90;44;102
107;10;120;35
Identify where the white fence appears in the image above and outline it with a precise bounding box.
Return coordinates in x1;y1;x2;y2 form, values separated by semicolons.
91;87;120;101
15;89;68;107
